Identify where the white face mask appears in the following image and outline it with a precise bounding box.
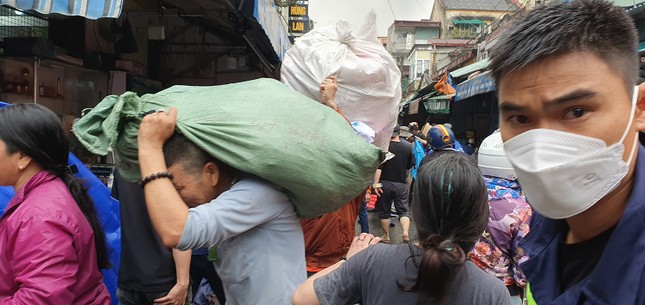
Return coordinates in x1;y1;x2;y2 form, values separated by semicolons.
503;86;640;219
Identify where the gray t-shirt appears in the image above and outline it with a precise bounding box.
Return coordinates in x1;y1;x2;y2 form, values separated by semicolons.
314;243;511;305
177;177;306;305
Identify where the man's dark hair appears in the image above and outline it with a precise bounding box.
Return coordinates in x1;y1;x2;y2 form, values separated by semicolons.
490;0;638;93
163;133;238;181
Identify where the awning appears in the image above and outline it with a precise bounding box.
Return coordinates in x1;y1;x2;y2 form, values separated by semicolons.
452;19;483;25
449;58;490;78
253;0;292;61
454;71;496;101
1;0;123;19
408;99;420;114
423;95;451;114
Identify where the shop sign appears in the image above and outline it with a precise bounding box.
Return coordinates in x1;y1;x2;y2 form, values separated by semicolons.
289;19;309;33
289;5;308;17
253;0;292;60
454;71;496;101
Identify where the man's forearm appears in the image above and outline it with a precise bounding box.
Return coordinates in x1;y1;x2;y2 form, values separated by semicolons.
373;169;382;184
172;249;192;287
139;148;189;247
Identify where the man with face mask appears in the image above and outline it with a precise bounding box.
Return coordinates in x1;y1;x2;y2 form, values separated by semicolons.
490;1;645;304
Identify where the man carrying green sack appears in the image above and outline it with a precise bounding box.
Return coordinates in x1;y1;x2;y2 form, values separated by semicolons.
73;79;383;218
73;79;383;304
137;107;305;305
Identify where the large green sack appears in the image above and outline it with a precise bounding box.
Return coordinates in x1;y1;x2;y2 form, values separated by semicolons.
73;78;384;218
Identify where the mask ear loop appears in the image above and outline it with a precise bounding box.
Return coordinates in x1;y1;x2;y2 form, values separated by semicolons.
619;86;639;144
626;134;639;166
623;86;640;166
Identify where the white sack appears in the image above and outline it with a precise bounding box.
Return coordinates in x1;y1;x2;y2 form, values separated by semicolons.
280;11;401;150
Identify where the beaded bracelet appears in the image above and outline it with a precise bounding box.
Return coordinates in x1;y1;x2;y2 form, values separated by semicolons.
138;172;174;188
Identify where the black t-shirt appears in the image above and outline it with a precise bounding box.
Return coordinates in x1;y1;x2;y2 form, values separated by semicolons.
112;170;177;292
558;226;616;291
380;140;414;183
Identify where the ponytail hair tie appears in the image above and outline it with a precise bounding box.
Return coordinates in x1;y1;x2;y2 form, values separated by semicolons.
439;239;456;252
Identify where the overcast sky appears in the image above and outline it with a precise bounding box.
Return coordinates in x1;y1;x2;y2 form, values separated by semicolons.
309;0;435;37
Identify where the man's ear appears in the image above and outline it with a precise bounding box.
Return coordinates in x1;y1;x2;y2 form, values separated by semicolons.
636;83;645;131
202;162;220;188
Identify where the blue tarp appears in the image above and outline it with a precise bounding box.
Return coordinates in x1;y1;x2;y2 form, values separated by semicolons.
0;102;120;304
2;0;122;19
454;71;496;101
410;137;426;180
253;0;292;60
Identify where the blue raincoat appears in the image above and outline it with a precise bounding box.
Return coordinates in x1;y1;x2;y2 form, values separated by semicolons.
410;138;426;180
0;102;121;304
520;144;645;305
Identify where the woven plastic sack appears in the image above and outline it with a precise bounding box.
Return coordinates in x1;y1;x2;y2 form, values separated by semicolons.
280;10;401;151
73;78;384;218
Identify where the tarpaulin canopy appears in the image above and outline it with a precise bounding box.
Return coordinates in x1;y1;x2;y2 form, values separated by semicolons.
452;19;483;25
1;0;122;19
449;58;490;78
253;0;291;61
454;71;496;101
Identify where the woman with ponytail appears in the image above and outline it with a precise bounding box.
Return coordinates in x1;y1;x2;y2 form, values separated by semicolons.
292;152;511;305
0;103;110;304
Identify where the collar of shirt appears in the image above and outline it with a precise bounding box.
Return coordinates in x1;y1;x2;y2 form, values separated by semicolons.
1;170;56;221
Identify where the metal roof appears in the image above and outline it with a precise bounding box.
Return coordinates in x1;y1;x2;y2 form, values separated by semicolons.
441;0;519;12
449;58;490;78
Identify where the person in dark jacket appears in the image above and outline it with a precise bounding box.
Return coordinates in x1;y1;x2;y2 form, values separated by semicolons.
491;1;645;303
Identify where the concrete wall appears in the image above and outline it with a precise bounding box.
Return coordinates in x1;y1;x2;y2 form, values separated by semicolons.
430;0;447;35
432;46;461;74
410;49;432;79
432;8;509;39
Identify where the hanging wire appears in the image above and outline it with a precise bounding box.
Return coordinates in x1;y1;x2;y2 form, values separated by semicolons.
386;0;397;19
414;0;431;16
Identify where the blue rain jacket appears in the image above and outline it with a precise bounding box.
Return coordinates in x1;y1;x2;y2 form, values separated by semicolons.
410;138;426;180
520;144;645;305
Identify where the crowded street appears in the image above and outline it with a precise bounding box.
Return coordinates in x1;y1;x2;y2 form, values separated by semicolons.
0;0;644;304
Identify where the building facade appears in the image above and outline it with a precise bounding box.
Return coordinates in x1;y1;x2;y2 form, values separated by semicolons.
386;20;441;78
430;0;523;39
